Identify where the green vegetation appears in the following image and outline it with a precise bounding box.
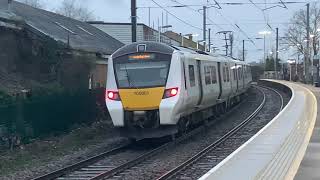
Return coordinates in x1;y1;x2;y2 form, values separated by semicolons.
265;57;281;71
251;65;264;82
0;121;115;177
0;91;13;105
0;89;101;148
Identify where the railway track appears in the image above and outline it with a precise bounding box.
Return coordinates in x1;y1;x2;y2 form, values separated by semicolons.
33;85;283;180
157;85;284;180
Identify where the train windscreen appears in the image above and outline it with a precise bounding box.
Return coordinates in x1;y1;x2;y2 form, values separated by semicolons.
113;53;172;88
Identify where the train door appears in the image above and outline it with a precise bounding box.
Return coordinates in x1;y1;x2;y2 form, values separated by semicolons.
222;62;231;99
185;58;201;109
235;64;239;92
230;62;235;96
217;62;223;100
242;65;245;89
181;56;188;106
196;60;203;106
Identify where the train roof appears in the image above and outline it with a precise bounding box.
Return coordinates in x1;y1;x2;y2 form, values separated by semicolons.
112;42;250;65
112;42;175;59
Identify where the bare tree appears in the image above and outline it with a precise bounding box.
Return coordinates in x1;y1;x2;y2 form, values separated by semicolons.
19;0;43;8
56;0;96;22
286;2;320;56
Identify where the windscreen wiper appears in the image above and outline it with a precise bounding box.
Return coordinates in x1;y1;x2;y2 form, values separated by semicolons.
124;65;136;88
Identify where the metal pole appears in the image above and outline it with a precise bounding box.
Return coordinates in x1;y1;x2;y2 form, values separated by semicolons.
275;27;279;79
290;64;292;81
230;34;233;57
161;12;163;33
148;7;150;27
181;35;184;46
242;40;245;61
225;33;228;56
298;53;300;79
166;12;168;26
318;39;320;84
296;58;298;78
203;6;206;51
131;0;137;43
208;28;211;52
158;17;160;42
306;3;310;83
264;35;266;68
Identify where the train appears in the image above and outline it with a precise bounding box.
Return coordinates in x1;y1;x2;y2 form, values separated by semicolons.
106;42;252;140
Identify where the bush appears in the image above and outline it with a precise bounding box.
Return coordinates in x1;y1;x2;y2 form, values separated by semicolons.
0;91;13;106
0;89;99;149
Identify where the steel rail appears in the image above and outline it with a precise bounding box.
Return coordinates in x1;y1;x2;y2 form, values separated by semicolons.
31;142;131;180
156;86;268;180
86;90;253;180
258;85;284;112
34;87;260;180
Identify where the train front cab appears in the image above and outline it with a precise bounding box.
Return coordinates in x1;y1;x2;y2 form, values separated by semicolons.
106;43;183;139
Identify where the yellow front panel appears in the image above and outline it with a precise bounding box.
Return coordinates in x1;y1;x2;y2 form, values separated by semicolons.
119;87;165;110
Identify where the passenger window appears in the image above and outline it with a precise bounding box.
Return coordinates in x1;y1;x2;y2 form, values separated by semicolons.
223;66;226;82
211;66;217;84
205;66;211;85
226;67;230;82
189;65;196;87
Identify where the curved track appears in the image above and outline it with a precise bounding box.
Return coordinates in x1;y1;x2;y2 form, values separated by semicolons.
157;85;284;180
33;85;283;180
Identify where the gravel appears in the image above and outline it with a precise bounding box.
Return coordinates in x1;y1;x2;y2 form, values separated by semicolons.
170;85;289;179
3;85;291;180
104;87;267;180
0;121;128;180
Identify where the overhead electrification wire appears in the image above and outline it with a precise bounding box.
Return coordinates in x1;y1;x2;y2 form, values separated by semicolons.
209;6;257;47
169;0;224;31
263;0;288;10
171;0;252;46
150;0;203;30
138;1;305;8
247;0;274;32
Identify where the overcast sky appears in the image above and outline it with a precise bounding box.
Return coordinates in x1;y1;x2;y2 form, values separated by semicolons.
31;0;315;62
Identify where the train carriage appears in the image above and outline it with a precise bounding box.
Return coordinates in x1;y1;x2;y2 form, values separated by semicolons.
106;42;252;139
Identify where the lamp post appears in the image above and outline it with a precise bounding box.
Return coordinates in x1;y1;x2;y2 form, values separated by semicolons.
158;25;172;43
287;60;295;81
258;31;271;67
242;39;254;61
316;28;320;85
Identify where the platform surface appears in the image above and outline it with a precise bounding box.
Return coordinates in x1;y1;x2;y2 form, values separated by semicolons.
199;80;317;180
294;83;320;180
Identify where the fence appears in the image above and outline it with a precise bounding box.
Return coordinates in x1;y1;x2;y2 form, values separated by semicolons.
0;89;105;149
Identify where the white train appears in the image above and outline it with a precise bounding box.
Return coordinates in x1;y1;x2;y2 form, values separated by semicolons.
106;42;252;139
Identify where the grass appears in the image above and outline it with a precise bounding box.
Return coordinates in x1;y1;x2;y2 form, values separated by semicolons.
0;120;117;177
0;91;13;105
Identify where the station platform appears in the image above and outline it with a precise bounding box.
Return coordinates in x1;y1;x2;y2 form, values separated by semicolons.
199;80;319;180
294;83;320;180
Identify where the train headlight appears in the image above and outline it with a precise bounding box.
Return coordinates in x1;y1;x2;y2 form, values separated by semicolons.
163;87;179;99
106;90;121;101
